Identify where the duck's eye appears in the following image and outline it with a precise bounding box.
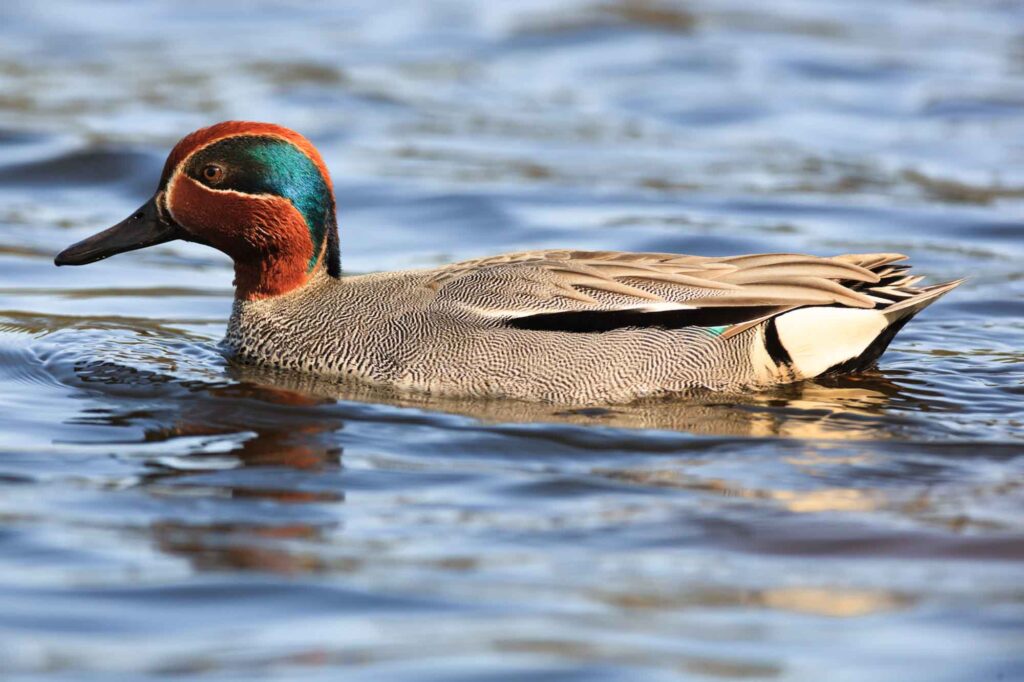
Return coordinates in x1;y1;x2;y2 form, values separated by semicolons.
201;164;224;183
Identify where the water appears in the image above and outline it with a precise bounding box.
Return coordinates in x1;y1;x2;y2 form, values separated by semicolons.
1;0;1022;679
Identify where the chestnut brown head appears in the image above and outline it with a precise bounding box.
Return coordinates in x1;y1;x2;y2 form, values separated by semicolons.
55;121;340;300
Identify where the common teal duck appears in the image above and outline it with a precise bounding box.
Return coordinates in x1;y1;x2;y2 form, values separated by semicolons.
55;121;961;404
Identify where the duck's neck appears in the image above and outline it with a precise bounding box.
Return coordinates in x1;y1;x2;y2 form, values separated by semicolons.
229;210;337;299
233;239;329;301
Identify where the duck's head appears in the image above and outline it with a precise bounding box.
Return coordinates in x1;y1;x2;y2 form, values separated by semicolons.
55;121;341;300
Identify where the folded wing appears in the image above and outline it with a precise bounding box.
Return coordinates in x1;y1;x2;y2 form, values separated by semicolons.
426;249;891;333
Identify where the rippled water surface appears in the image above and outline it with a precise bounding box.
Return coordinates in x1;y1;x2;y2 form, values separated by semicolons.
1;1;1023;679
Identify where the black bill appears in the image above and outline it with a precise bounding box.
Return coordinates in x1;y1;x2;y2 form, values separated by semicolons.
54;195;183;266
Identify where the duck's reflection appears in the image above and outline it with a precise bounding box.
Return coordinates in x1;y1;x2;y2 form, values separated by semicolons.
141;381;344;471
69;357;957;576
150;521;332;574
72;360;348;574
228;362;945;441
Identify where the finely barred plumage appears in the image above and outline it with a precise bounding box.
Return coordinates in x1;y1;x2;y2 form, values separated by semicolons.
54;121;962;404
223;249;961;403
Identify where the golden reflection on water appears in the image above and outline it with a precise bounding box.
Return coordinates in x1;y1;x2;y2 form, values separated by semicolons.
64;358;958;581
494;636;783;680
770;488;879;513
598;584;908;618
758;587;908;617
593;468;883;512
227;363;923;441
118;361;931;577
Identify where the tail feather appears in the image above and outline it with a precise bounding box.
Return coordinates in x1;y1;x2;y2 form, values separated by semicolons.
880;278;964;324
833;252;908;271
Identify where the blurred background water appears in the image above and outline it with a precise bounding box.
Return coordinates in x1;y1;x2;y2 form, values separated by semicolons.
1;0;1023;680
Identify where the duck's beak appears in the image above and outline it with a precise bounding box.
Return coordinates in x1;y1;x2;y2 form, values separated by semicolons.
54;195;184;266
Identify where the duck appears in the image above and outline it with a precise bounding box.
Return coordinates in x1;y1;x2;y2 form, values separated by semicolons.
54;121;961;404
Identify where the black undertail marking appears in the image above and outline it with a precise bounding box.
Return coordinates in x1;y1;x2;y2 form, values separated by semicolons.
762;317;794;368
